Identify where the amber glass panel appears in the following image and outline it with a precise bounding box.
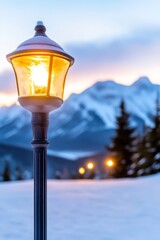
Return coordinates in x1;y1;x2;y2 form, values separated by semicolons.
50;57;70;99
12;55;50;96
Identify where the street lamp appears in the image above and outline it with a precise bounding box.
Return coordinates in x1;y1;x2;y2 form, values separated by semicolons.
6;21;74;240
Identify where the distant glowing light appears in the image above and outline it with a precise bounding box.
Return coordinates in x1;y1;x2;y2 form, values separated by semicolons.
87;162;94;170
106;159;114;167
78;167;85;175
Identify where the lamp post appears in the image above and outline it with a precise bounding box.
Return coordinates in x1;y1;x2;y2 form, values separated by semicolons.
6;21;74;240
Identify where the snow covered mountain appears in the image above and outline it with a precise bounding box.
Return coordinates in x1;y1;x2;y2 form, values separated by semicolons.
0;76;159;159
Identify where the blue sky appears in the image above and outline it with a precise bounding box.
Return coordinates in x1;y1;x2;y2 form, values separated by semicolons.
1;0;160;104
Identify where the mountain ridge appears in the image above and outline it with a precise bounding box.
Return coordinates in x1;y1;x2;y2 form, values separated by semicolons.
0;76;159;160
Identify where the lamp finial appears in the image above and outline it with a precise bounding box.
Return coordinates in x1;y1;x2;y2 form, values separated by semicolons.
34;21;46;36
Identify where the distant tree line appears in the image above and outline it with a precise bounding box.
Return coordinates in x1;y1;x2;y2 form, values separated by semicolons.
107;95;160;178
0;162;97;181
0;162;31;182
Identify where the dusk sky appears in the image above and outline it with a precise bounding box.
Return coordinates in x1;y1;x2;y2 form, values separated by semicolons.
1;0;160;105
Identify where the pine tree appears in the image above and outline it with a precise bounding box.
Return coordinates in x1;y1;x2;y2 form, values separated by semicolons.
3;162;11;181
108;100;136;178
133;92;160;176
132;128;151;177
145;93;160;173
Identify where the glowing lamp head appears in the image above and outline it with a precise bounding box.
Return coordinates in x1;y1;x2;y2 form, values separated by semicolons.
6;21;74;113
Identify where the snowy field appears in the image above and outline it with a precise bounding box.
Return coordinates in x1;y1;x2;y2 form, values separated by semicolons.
0;175;160;240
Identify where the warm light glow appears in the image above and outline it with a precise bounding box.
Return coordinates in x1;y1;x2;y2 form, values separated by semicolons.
78;167;85;175
11;55;50;96
87;162;94;170
106;159;114;167
29;62;48;94
11;55;70;98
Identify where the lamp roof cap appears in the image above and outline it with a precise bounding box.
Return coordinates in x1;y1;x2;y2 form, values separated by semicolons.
7;21;74;65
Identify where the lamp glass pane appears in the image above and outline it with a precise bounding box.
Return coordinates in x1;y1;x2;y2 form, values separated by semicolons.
12;55;50;96
50;57;70;99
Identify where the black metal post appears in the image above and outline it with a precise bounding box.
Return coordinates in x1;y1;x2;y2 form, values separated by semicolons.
31;112;49;240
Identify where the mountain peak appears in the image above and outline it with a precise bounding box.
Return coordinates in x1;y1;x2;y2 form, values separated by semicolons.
93;80;116;89
131;76;152;88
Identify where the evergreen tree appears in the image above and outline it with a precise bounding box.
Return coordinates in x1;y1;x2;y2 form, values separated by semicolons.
132;128;150;177
133;93;160;176
108;100;136;178
2;162;11;181
144;93;160;173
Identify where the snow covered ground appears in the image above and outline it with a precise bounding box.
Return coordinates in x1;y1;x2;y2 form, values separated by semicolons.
0;175;160;240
